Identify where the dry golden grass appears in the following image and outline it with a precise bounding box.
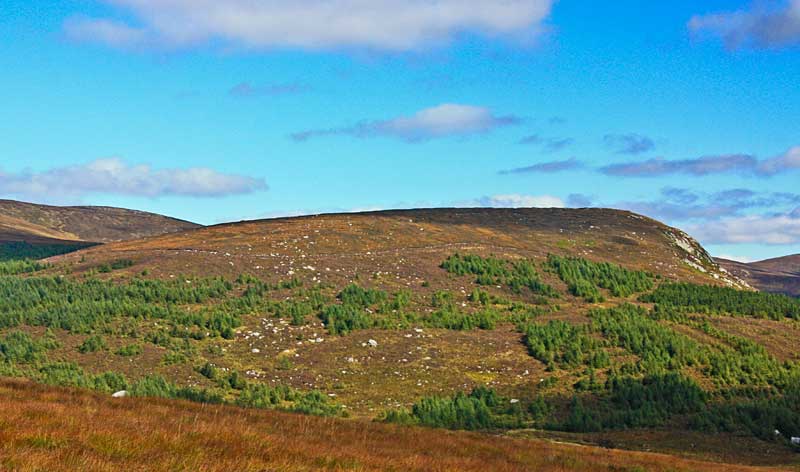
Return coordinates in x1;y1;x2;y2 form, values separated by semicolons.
0;378;790;472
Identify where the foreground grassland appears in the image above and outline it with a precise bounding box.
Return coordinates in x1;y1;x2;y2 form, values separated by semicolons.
0;378;786;472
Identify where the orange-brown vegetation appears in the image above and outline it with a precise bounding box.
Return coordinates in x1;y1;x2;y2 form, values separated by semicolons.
0;378;787;472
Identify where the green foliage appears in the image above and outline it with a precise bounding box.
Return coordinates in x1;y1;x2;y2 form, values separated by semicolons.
320;285;418;335
560;373;707;432
115;343;142;357
608;304;797;389
37;362;128;393
0;242;94;262
590;304;704;373
279;301;314;325
561;396;602;432
338;284;388;307
236;383;341;417
442;254;557;297
98;259;134;273
0;331;51;364
398;387;524;431
641;283;800;320
0;275;237;336
78;334;107;354
320;304;375;335
431;290;454;309
546;254;654;302
522;321;607;370
605;373;706;428
0;260;48;275
130;375;176;398
692;388;800;441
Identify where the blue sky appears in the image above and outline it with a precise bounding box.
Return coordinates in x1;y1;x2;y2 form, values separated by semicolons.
1;0;799;261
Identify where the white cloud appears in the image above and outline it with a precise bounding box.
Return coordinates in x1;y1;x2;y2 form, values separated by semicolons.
473;194;565;208
64;0;554;52
689;0;800;49
292;104;521;142
64;17;150;49
687;208;800;245
600;147;800;177
0;158;267;199
757;146;800;175
715;254;755;263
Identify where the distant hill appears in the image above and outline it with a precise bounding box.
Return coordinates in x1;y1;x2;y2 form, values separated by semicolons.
0;199;200;245
716;255;800;297
55;207;741;287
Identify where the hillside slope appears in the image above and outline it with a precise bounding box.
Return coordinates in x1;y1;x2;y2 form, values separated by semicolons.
53;207;741;287
6;207;800;468
717;255;800;297
0;199;200;244
0;378;783;472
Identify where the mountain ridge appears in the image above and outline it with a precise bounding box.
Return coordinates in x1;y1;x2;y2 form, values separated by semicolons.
716;254;800;297
0;199;200;244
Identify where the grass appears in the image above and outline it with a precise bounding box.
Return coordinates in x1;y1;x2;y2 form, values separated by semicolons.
0;378;783;472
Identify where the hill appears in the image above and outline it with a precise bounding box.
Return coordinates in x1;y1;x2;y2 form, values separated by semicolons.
51;207;741;286
0;199;200;244
0;378;783;472
2;207;800;468
716;255;800;297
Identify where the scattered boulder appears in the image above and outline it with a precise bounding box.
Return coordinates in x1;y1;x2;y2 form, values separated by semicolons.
368;339;378;348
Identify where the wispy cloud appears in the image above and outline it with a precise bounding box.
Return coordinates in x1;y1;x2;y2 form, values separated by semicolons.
64;17;149;49
566;187;800;246
605;187;800;222
292;104;521;143
471;194;565;208
229;82;310;98
601;154;756;177
600;147;800;177
604;133;655;155
518;134;574;152
689;0;800;50
0;158;267;200
499;158;583;174
687;208;800;245
63;0;554;52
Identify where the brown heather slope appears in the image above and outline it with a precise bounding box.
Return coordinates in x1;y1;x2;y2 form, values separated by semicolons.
52;207;741;287
716;255;800;297
0;378;786;472
0;199;199;244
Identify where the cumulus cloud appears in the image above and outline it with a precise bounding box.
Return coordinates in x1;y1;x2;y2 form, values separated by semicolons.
687;209;800;245
472;194;565;208
604;133;655;155
499;158;583;174
292;104;521;143
600;147;800;177
0;158;267;199
63;0;554;52
229;82;310;98
689;0;800;50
